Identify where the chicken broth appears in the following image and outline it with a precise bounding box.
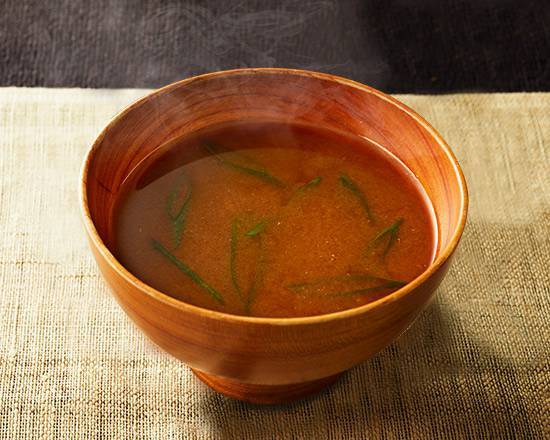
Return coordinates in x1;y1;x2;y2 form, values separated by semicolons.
113;122;437;318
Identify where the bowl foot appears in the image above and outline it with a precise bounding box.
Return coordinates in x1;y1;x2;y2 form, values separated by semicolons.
192;369;342;404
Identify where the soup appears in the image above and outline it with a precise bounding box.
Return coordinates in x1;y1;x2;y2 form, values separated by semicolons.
113;122;437;318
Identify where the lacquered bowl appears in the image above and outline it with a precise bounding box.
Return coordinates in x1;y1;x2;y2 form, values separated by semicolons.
80;68;468;404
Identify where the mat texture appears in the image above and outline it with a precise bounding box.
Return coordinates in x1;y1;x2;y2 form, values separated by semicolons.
0;88;548;438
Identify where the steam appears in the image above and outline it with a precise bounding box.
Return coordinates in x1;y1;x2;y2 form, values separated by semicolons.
139;1;385;86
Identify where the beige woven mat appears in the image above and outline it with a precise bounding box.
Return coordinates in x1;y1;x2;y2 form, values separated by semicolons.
0;88;548;439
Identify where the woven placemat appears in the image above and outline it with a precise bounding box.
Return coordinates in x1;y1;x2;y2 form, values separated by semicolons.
0;88;548;439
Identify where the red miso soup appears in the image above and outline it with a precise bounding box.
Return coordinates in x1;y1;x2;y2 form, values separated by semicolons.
112;122;437;318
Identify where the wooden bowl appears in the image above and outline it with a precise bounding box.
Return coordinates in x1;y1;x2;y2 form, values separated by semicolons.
80;68;468;404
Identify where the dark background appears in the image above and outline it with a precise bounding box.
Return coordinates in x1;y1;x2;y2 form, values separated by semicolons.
1;0;548;93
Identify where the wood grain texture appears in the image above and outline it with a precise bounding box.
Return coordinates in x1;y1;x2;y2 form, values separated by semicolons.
80;68;468;403
192;370;342;405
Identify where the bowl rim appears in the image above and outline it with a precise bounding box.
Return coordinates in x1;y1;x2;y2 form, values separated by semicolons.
80;67;468;325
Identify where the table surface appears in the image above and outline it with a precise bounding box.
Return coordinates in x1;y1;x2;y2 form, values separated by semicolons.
0;88;548;439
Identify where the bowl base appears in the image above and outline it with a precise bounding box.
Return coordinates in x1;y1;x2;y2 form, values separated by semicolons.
192;369;342;404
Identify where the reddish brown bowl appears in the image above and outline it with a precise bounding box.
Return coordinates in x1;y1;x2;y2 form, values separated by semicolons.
80;68;468;404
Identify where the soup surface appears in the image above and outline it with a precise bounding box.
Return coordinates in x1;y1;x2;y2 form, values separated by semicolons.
113;122;437;318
